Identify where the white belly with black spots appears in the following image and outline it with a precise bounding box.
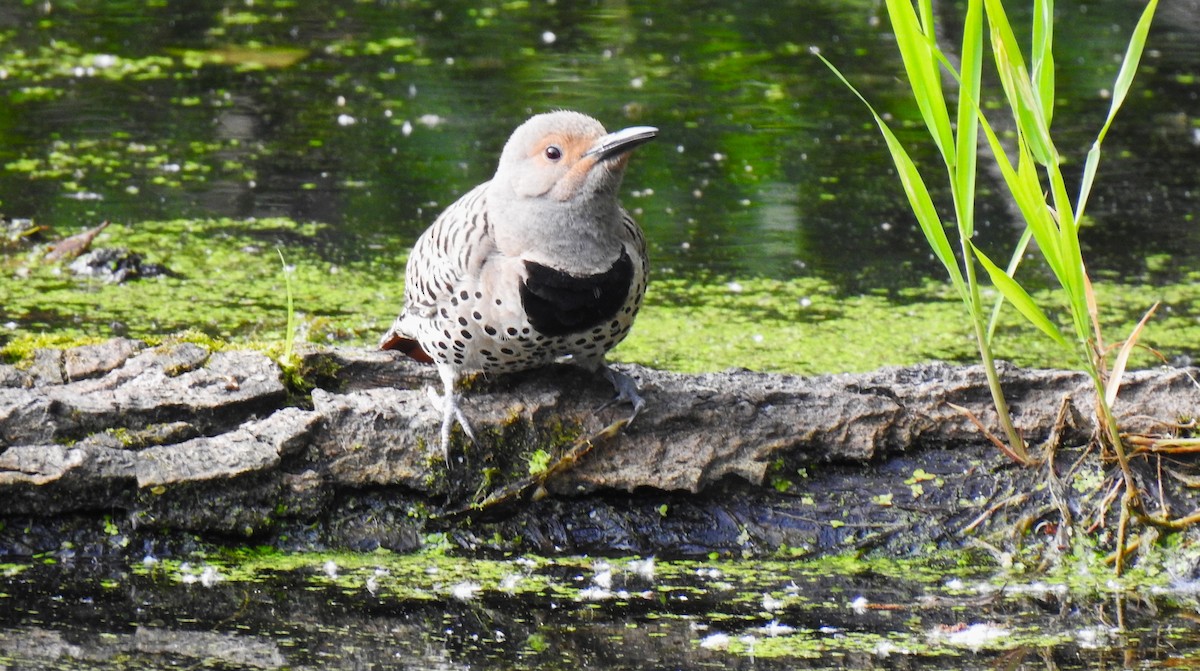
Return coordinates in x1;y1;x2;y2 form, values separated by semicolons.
416;251;642;374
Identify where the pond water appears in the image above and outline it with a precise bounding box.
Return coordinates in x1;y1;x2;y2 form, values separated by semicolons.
4;1;1200;668
5;550;1200;670
1;1;1198;300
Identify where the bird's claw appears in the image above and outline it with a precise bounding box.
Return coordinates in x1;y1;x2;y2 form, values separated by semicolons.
597;366;646;424
426;384;476;464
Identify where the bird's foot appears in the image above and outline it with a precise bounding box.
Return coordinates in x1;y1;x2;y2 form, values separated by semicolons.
426;385;476;463
596;365;646;423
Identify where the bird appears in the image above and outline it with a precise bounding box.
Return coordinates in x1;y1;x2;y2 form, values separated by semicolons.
380;110;657;461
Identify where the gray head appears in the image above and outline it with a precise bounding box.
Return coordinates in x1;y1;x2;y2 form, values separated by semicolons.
491;111;657;203
485;111;655;267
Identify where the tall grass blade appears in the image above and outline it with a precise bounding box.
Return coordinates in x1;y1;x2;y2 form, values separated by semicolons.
815;51;968;301
884;0;955;167
973;242;1069;348
954;0;984;238
1031;0;1055;127
277;248;297;366
1106;303;1159;407
984;0;1055;166
1076;0;1159;223
986;226;1035;342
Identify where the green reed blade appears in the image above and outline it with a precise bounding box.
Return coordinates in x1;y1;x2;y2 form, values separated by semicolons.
884;0;955;168
974;242;1068;348
815;51;967;301
1076;0;1159;224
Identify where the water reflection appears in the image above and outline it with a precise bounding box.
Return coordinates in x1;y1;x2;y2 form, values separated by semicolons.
1;0;1196;292
4;556;1200;670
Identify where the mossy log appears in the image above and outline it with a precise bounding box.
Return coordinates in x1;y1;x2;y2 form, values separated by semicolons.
2;337;1198;559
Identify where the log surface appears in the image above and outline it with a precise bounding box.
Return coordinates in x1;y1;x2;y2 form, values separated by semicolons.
1;338;1197;557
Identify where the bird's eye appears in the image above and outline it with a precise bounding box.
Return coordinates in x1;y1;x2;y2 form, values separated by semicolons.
544;145;563;161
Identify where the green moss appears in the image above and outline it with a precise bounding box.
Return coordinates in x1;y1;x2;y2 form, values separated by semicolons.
0;333;111;366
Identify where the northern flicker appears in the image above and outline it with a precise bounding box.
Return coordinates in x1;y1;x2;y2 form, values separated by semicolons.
380;111;657;460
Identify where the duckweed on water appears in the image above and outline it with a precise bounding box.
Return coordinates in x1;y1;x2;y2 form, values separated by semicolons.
5;216;1200;376
15;546;1173;665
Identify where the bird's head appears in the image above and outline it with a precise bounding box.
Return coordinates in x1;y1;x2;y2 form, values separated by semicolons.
492;111;657;204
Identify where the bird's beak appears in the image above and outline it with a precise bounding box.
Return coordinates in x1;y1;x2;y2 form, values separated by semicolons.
586;126;658;162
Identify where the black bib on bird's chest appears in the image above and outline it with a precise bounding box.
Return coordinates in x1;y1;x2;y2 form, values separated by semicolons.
520;249;633;337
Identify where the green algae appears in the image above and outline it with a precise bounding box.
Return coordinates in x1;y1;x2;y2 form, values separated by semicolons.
4;215;1196;379
106;546;1193;663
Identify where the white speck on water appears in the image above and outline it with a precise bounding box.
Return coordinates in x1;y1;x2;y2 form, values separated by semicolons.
758;624;796;638
1075;625;1117;649
417;114;443;128
198;565;222;587
630;76;645;89
627;557;655;580
699;633;731;650
929;622;1009;650
676;144;685;153
761;593;784;612
384;109;393;118
401;120;413;137
337;114;356;126
726;281;743;293
336;95;346;106
799;297;812;308
752;334;764;344
579;586;613;601
93;54;117;68
322;560;339;579
850;595;869;614
680;241;690;250
541;30;556;44
500;574;523;591
712;152;726;161
592;561;613;589
450;581;481;601
880;221;892;231
874;639;908;657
